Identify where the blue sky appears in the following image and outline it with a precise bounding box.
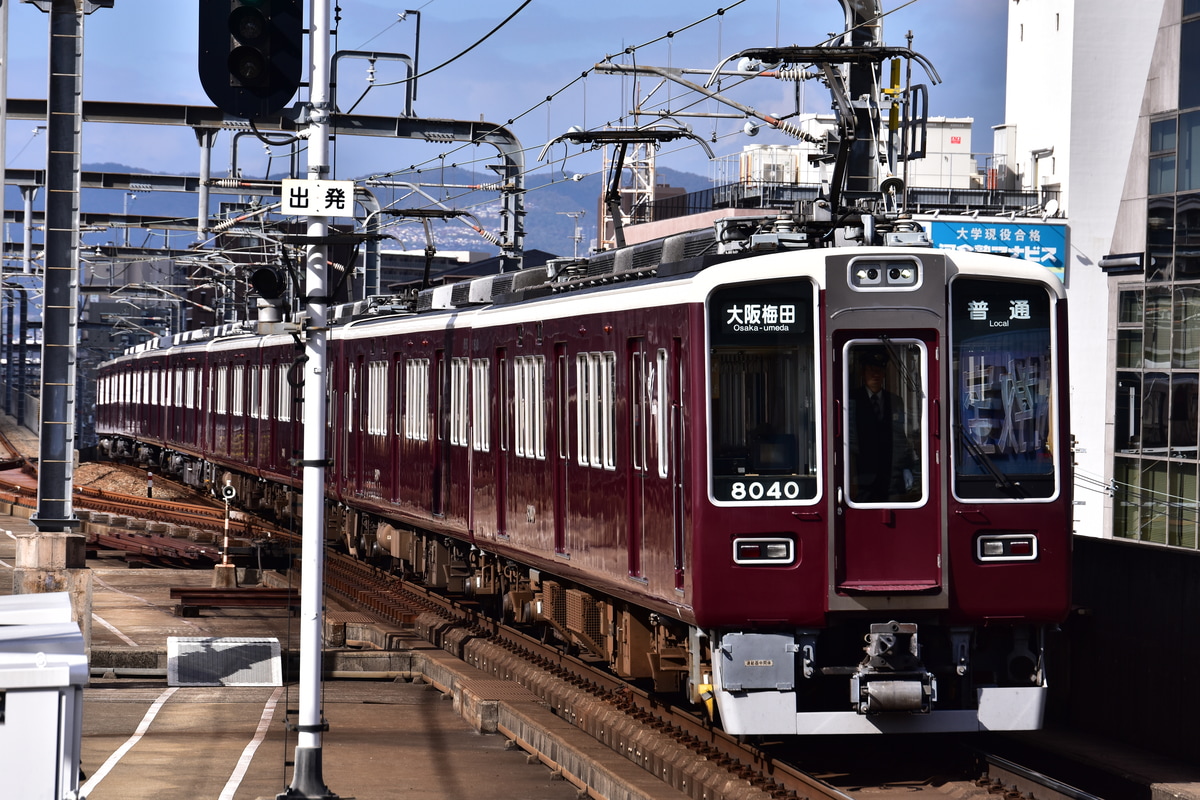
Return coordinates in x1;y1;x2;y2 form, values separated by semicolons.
4;0;1007;186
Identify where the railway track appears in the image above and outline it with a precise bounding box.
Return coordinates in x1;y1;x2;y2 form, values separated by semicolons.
4;459;1126;800
322;551;842;800
320;552;1128;800
0;463;294;540
0;425;26;470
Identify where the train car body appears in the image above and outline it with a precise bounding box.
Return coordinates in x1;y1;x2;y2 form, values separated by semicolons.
97;219;1071;735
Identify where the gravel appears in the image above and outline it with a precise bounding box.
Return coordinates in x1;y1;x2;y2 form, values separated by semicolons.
74;462;194;502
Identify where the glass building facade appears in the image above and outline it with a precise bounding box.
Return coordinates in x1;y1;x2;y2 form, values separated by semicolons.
1112;2;1200;548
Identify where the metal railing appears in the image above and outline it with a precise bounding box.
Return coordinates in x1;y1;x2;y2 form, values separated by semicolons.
644;180;1060;223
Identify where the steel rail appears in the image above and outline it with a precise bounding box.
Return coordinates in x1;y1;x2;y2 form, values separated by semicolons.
321;550;855;800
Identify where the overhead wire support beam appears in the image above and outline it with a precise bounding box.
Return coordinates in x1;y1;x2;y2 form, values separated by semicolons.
593;62;825;145
4;97;526;271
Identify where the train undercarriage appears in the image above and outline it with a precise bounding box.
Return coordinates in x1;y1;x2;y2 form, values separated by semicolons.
101;438;1052;735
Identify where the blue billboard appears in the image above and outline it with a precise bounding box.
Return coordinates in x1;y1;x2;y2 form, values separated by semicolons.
924;218;1067;282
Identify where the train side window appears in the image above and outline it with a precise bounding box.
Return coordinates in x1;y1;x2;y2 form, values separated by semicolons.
277;363;290;422
514;355;546;459
347;363;357;435
260;365;271;421
575;351;616;469
215;366;228;414
249;365;261;420
400;364;410;438
950;277;1058;500
707;280;818;503
368;360;388;435
656;348;669;479
450;357;469;446
602;352;616;469
232;364;245;417
576;354;592;466
326;365;336;432
472;358;490;452
404;358;430;441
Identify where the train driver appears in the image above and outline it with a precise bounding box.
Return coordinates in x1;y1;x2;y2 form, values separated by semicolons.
847;346;916;503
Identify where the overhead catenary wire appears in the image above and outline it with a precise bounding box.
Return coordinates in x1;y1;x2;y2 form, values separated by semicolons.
239;1;929;255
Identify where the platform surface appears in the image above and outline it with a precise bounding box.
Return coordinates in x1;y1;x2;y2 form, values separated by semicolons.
1;514;583;800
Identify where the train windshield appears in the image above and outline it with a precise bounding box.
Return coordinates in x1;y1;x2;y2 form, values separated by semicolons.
950;277;1058;500
708;280;818;503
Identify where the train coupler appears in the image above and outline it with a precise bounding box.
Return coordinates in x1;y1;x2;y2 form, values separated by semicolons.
851;671;935;714
851;621;936;714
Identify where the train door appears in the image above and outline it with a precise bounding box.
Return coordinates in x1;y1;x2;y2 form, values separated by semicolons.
432;349;446;517
232;360;245;460
351;355;365;496
628;337;648;578
391;353;403;503
495;348;508;536
668;339;686;590
834;333;941;591
554;344;568;555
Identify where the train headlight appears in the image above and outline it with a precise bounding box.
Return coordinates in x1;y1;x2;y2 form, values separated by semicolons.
733;537;795;565
982;540;1005;556
855;267;881;284
976;533;1038;562
848;257;921;290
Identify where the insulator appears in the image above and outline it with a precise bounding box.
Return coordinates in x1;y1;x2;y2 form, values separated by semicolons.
773;67;817;82
212;178;245;188
771;118;824;145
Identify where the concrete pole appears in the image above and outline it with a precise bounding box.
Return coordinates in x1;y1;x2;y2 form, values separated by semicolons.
281;0;338;797
15;0;106;656
195;126;217;242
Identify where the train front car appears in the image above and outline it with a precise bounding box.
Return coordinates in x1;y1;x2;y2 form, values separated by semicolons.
696;247;1070;735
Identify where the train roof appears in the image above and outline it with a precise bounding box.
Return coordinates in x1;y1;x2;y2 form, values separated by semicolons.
99;213;1064;366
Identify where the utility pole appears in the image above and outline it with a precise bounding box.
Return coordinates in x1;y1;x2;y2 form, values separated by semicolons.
280;1;341;797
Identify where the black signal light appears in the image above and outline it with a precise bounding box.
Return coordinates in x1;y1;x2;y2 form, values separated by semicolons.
250;266;287;299
199;0;303;119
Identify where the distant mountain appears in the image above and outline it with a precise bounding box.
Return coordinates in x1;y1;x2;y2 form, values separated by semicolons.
28;161;715;257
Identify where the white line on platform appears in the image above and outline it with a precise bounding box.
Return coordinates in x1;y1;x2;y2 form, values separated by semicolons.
91;573;202;631
0;530;11;569
218;686;284;800
79;686;178;797
92;612;138;646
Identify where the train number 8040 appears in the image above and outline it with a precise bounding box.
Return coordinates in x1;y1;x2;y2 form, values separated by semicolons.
715;477;813;503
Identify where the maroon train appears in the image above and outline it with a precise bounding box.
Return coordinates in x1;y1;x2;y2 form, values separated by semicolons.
97;217;1071;734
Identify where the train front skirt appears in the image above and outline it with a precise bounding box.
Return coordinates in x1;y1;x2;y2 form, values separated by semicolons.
711;631;1048;735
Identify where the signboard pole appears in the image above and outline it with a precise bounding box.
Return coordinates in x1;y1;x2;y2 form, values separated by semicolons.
280;1;342;798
